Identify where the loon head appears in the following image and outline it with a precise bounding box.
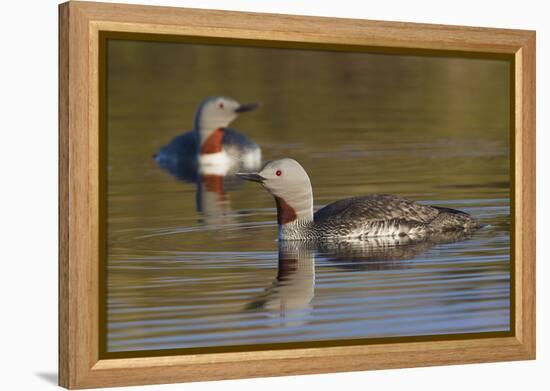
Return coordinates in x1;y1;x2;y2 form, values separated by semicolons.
193;96;259;154
238;158;314;225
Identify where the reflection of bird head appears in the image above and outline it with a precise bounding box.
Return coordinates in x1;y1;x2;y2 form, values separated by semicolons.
195;174;236;232
246;241;315;327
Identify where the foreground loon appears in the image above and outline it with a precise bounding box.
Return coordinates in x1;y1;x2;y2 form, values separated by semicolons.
154;96;262;174
237;158;480;241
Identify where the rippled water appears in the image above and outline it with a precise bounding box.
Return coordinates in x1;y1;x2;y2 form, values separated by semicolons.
105;39;511;354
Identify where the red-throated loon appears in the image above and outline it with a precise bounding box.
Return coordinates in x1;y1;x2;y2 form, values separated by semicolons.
154;96;262;175
237;158;480;241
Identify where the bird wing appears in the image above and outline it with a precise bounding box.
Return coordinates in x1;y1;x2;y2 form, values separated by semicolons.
156;130;198;159
222;128;259;152
313;194;440;225
154;131;199;182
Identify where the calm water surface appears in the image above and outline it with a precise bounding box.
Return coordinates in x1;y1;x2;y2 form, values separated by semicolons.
106;41;511;353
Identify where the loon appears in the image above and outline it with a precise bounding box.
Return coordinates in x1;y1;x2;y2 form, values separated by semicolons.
154;96;262;175
237;158;480;241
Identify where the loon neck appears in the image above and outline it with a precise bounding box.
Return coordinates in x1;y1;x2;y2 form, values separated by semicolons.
198;127;224;154
273;189;314;241
278;219;314;241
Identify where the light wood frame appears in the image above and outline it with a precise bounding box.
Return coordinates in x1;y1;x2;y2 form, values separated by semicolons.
59;1;536;389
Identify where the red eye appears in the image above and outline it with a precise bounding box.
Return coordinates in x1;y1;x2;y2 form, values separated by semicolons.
276;170;282;176
218;102;224;109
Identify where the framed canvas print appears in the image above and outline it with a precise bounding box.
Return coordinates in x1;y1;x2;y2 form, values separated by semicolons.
58;1;536;389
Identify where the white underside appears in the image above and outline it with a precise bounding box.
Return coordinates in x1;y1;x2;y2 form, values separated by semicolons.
198;152;232;176
240;148;262;170
279;218;427;241
347;224;421;238
198;151;231;166
198;148;262;176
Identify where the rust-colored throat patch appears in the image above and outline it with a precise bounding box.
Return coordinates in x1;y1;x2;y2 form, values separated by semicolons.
274;196;298;225
200;128;224;154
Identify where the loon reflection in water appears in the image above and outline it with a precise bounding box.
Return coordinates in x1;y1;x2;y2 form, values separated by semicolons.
246;231;474;326
155;163;252;228
154;142;262;228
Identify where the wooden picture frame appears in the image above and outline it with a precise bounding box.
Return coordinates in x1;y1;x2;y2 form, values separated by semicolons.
59;1;536;389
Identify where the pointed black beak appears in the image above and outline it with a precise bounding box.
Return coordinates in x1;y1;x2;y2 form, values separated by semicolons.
235;103;260;113
236;172;265;183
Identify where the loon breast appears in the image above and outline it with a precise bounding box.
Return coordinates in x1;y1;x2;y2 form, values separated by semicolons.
155;128;261;172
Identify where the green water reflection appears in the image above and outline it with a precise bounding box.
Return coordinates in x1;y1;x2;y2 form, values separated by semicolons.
106;40;510;353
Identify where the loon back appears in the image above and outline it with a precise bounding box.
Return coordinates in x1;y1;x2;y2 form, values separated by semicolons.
313;194;478;237
314;194;438;224
221;128;261;154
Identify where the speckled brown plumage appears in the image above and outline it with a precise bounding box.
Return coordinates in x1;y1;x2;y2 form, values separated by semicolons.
310;194;478;239
275;196;298;225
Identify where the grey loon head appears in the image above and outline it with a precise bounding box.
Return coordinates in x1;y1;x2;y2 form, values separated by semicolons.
193;96;259;148
238;158;314;226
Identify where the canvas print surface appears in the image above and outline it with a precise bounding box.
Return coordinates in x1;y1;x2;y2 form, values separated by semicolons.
104;39;511;355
